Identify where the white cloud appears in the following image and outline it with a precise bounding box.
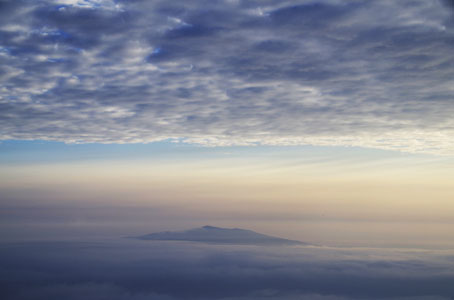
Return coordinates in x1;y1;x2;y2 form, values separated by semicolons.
1;0;453;154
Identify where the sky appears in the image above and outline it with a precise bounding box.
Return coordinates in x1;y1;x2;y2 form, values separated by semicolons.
0;0;453;243
1;140;454;248
1;1;454;298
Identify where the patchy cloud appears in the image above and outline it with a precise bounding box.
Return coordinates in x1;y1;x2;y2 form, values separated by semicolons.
0;0;453;154
1;239;454;299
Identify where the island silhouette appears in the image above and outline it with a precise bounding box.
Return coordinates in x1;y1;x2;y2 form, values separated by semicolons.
134;225;309;245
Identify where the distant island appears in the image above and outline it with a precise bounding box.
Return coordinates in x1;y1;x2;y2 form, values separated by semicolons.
134;225;309;246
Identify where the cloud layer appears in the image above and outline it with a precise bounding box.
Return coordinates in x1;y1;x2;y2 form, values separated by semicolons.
1;0;453;154
1;238;454;300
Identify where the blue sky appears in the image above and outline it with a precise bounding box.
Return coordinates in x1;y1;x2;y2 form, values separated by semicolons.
0;139;413;164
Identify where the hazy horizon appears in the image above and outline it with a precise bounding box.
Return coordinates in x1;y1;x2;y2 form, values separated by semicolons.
2;140;454;249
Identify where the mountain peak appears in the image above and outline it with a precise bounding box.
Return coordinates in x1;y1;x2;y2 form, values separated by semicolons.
135;226;309;246
202;225;220;230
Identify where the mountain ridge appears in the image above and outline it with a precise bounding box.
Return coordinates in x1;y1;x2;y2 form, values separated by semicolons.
134;225;309;246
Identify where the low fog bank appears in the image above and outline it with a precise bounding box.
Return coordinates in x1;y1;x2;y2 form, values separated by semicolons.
1;238;454;300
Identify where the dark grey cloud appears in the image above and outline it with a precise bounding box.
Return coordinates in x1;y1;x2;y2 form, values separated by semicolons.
1;0;453;154
1;238;454;299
